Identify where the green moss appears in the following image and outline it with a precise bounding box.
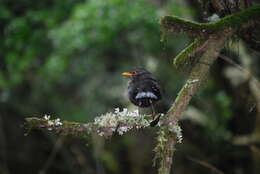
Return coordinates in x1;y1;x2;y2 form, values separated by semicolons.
24;117;91;139
161;4;260;37
174;39;205;69
25;117;43;122
160;15;210;37
25;117;82;127
153;125;180;173
161;5;260;71
208;4;260;31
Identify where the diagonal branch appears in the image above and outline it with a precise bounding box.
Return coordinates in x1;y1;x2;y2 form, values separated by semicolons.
156;31;233;174
155;4;260;174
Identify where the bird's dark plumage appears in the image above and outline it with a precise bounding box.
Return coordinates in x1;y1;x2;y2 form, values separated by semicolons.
122;68;162;108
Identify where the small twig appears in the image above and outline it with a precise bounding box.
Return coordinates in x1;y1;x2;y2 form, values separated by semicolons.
188;156;225;174
250;145;260;157
219;54;260;94
39;137;64;174
219;54;248;74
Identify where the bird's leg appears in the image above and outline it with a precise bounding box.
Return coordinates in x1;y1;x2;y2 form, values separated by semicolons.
114;123;120;135
149;99;161;127
149;99;155;119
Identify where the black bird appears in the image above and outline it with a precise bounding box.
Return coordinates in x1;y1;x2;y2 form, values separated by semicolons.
122;68;162;126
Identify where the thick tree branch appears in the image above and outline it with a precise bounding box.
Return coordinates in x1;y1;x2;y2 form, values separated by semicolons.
156;31;233;174
166;33;232;125
160;4;260;38
156;4;260;174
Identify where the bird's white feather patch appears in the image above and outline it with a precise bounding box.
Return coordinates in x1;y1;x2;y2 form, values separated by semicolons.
135;92;158;99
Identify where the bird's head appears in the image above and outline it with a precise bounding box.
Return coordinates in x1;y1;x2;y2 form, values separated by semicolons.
122;68;151;79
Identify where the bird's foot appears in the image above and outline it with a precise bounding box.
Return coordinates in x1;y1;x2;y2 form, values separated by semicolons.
150;114;161;127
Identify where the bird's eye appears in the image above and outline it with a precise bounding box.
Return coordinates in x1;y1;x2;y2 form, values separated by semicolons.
132;71;137;75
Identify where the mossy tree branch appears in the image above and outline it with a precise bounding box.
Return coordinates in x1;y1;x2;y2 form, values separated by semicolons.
25;110;154;138
160;4;260;38
165;4;260;70
173;38;206;68
156;4;260;174
156;32;233;174
25;117;93;138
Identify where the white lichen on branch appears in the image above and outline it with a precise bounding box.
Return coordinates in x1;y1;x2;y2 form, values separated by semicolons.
43;114;63;130
94;108;150;136
168;122;183;143
25;108;164;138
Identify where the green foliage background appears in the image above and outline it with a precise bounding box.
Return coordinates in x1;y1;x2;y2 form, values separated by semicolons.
1;0;259;174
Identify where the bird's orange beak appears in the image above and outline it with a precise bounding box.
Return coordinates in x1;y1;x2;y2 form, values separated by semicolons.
122;72;134;76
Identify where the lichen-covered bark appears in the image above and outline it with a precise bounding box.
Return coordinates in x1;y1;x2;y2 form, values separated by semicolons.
157;32;233;174
168;33;232;124
25;111;153;138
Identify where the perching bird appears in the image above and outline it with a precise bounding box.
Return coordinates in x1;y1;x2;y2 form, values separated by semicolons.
122;68;162;120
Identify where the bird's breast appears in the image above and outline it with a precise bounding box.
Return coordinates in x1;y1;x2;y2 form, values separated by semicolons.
127;79;161;107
